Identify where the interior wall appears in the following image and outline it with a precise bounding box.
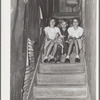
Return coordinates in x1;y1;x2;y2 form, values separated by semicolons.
39;0;48;25
47;0;54;17
85;0;96;100
11;0;40;100
11;0;25;100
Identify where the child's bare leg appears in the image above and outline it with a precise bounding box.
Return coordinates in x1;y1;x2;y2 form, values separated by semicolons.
74;39;80;62
65;40;73;63
45;42;54;57
44;42;54;62
51;43;58;57
67;40;74;56
74;39;79;55
49;43;58;62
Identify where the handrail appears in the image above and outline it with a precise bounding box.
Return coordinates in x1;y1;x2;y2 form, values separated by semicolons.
22;36;44;100
27;39;44;100
22;38;36;100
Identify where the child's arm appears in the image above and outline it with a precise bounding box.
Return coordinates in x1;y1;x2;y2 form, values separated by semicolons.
77;28;84;39
44;27;51;41
57;28;65;38
45;32;51;41
77;35;83;39
68;35;74;39
67;29;74;40
68;28;74;40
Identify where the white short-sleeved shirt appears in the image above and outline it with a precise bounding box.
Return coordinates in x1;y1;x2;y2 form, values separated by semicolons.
44;26;60;40
68;26;83;38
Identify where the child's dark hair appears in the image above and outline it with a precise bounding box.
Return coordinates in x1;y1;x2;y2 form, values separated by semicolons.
61;18;69;27
72;17;81;25
47;17;57;26
61;18;69;24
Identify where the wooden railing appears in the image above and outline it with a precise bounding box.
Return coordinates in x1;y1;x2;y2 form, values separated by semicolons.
27;40;44;100
22;38;36;100
22;37;44;100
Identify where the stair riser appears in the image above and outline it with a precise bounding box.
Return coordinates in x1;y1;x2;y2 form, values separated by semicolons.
39;66;84;74
37;74;86;85
39;63;85;74
33;87;87;98
35;98;87;100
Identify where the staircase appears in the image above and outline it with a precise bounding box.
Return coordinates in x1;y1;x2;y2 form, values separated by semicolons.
33;62;88;100
29;49;90;100
25;36;91;100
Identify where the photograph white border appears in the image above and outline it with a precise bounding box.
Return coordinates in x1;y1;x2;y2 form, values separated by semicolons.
96;0;99;100
1;0;10;100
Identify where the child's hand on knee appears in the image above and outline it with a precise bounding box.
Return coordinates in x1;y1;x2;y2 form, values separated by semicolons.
68;35;74;39
60;35;65;39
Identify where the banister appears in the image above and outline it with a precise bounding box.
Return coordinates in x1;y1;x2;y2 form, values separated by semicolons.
26;39;44;100
22;36;44;100
22;38;36;100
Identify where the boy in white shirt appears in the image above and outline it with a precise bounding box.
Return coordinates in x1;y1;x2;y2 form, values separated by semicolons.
65;18;83;63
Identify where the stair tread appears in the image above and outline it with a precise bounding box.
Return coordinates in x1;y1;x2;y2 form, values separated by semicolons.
35;98;87;100
40;63;85;67
39;63;85;74
37;73;86;85
33;85;87;98
35;85;87;88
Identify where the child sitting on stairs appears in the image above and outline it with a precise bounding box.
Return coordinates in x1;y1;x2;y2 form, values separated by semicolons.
55;19;69;63
65;17;84;63
43;17;64;63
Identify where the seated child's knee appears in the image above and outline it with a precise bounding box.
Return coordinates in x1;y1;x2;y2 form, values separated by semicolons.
70;39;74;44
74;39;78;44
55;43;58;47
50;42;54;47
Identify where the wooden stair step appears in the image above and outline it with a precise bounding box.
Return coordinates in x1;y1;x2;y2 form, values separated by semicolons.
60;49;84;63
33;86;87;98
35;98;87;100
37;73;86;85
69;52;84;63
39;63;85;74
